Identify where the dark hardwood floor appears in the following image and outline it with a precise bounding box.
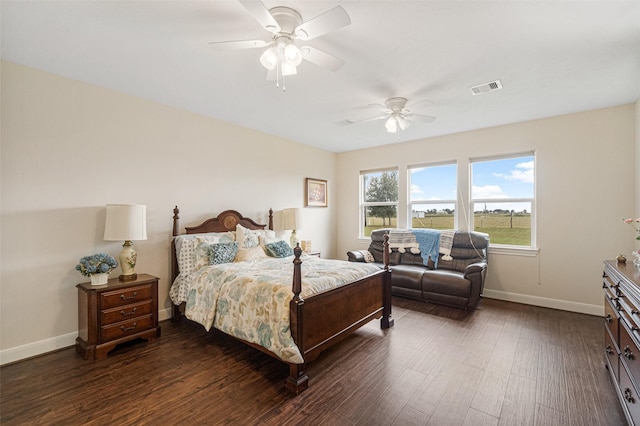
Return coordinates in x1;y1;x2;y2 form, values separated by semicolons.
1;297;626;425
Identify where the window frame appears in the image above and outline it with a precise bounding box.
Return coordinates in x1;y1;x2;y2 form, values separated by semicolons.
469;152;536;250
359;168;399;238
407;161;458;230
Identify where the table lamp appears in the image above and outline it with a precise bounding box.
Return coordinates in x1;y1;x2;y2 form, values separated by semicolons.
281;208;302;248
104;204;147;281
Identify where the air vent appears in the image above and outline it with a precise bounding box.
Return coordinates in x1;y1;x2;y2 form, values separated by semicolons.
470;80;503;95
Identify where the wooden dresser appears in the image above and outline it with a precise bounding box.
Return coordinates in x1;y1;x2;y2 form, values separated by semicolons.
76;273;161;360
604;260;640;425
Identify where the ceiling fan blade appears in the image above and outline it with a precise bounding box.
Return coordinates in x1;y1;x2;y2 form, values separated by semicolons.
339;115;388;126
406;99;434;109
208;39;270;50
239;0;281;33
301;46;344;71
408;113;437;123
295;6;351;40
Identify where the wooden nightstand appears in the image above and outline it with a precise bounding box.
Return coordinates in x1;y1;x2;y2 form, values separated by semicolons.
76;273;161;360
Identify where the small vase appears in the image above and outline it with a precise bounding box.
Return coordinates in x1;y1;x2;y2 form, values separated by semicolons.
90;273;109;286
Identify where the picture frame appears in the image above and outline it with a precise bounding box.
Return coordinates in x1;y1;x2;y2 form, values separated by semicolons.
305;178;328;208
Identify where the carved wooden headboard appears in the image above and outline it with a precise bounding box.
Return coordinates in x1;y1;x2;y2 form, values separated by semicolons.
170;206;274;285
172;206;273;236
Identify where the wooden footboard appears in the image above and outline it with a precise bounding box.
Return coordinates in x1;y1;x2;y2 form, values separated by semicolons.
171;206;392;394
286;238;392;393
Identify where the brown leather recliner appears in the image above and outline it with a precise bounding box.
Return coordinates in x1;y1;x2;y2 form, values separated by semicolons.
348;229;489;310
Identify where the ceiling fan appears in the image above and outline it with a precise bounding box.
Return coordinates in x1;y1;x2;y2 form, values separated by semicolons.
209;0;351;90
342;97;437;134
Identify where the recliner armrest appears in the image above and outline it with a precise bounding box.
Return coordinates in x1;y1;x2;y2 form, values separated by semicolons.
464;261;487;276
347;250;366;262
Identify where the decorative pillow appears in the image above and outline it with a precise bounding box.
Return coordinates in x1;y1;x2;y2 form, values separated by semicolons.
194;234;235;269
236;224;260;249
358;250;376;263
209;242;238;265
234;246;269;262
264;240;294;258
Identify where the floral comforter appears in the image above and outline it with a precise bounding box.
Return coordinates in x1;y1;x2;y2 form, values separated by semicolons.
182;256;381;364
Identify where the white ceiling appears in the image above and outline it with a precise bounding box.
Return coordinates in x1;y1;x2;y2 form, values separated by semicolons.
2;1;639;153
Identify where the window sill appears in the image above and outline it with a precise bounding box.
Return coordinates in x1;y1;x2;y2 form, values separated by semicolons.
489;246;539;257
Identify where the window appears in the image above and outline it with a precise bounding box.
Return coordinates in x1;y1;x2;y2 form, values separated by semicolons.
409;163;457;230
470;154;535;248
360;169;398;237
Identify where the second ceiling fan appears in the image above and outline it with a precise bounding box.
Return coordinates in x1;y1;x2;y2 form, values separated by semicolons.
343;97;437;134
210;0;351;89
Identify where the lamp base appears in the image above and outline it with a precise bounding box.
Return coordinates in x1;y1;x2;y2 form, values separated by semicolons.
119;273;137;282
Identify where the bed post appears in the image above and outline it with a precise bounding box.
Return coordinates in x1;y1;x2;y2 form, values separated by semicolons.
381;233;394;329
171;206;182;323
268;208;273;231
287;244;309;394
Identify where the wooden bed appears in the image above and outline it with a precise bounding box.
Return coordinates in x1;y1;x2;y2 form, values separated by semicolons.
170;206;393;394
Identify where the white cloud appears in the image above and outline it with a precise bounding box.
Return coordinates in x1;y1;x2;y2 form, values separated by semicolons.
472;185;507;199
493;161;534;183
411;184;423;195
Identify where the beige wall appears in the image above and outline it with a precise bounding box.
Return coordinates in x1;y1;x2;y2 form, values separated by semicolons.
636;98;640;235
0;61;337;362
336;104;637;314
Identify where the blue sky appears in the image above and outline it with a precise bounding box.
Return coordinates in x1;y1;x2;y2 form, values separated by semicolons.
410;156;534;212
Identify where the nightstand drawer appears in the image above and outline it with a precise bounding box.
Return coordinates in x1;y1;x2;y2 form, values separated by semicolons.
101;300;152;325
101;315;153;342
101;284;152;309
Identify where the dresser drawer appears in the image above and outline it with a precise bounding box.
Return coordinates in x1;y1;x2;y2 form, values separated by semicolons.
620;361;640;424
101;284;152;309
621;322;640;385
101;300;152;325
606;296;620;344
606;326;620;382
101;315;153;343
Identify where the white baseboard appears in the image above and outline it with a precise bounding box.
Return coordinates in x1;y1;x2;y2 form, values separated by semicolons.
0;331;78;366
483;289;604;317
0;307;175;366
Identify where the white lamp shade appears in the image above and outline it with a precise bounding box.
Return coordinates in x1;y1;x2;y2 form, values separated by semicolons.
281;208;302;231
104;204;147;241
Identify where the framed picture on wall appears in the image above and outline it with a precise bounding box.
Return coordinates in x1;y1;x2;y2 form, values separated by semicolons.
305;178;328;208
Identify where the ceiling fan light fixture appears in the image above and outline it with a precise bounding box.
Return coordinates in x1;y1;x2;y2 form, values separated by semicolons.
259;47;278;70
385;116;398;133
398;115;410;131
284;41;303;66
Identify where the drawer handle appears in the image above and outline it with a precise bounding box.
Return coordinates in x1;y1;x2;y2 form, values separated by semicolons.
120;322;138;332
606;345;614;355
606;314;613;324
119;308;137;317
625;388;636;403
624;346;636;360
633;310;640;316
120;291;138;301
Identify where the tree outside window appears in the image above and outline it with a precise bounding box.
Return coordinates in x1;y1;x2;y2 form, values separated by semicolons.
361;170;398;237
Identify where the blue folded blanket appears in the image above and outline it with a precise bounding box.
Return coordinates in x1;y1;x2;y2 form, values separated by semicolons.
412;229;441;268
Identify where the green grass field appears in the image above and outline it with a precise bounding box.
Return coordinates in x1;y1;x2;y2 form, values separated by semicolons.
364;214;531;246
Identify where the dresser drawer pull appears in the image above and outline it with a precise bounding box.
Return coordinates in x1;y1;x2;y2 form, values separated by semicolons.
606;345;614;355
120;291;138;301
119;308;137;317
606;314;613;324
624;346;636;360
120;322;138;332
625;388;636;403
